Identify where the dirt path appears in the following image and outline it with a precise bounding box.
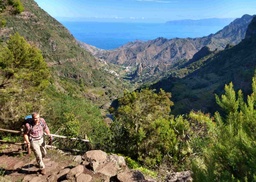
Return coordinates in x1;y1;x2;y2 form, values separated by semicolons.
0;143;79;182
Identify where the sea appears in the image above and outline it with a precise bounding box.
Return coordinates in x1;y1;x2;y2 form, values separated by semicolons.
60;21;230;50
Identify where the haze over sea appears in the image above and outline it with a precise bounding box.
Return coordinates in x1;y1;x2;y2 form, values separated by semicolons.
60;20;233;50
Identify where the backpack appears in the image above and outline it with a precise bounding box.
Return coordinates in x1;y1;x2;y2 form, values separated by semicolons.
21;115;33;151
21;115;32;133
23;115;33;126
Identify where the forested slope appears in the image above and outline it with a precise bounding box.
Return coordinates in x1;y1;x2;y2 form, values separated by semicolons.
1;0;130;106
0;0;130;150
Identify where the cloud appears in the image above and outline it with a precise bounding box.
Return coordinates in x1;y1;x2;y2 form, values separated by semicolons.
129;16;145;20
114;16;125;19
136;0;175;3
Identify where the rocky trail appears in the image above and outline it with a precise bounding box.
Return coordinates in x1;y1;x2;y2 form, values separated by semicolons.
0;143;192;182
0;143;80;182
0;143;155;182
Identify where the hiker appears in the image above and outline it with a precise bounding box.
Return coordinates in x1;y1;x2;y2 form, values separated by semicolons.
23;112;52;175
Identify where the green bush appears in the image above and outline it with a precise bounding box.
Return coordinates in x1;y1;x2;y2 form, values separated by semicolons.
125;156;157;178
1;19;6;27
110;88;192;169
8;0;24;14
192;76;256;181
44;92;112;151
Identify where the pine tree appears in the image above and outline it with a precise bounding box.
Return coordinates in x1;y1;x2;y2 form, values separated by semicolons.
193;77;256;181
0;33;49;127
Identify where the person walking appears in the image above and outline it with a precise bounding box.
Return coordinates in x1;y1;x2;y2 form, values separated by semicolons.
23;112;52;175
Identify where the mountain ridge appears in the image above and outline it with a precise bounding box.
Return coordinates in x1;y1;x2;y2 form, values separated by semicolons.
85;14;254;84
150;15;256;114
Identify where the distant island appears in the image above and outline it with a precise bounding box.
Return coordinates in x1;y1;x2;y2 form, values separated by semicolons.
166;18;235;26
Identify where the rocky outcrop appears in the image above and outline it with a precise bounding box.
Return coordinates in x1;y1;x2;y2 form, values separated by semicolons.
63;150;193;182
0;144;193;182
64;150;149;182
133;63;143;78
185;46;213;65
59;150;193;182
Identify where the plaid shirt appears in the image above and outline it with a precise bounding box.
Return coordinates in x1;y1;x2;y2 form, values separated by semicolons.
24;118;49;140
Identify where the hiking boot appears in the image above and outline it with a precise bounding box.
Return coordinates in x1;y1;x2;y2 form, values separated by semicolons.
40;168;46;175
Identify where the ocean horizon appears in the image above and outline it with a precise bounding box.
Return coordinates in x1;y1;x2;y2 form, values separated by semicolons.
60;21;232;50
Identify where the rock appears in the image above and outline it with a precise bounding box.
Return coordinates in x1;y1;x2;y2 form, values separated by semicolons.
76;173;92;182
91;172;110;182
83;150;108;171
27;176;44;182
66;165;85;180
117;169;145;182
0;145;154;182
81;150;147;181
82;160;90;166
73;155;83;163
109;154;126;168
57;168;70;180
97;160;119;177
22;175;34;182
47;174;58;182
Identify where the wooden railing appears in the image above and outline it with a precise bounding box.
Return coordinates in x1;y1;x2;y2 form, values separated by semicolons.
0;128;90;142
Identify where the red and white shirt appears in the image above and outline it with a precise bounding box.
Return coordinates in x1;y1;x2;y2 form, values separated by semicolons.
24;118;49;140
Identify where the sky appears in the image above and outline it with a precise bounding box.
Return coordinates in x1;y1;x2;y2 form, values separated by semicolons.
34;0;256;22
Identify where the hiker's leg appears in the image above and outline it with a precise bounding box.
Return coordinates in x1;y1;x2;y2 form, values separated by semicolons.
31;138;45;169
40;139;47;158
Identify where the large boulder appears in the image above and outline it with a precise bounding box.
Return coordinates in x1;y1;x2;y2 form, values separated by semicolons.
81;150;148;181
83;150;108;171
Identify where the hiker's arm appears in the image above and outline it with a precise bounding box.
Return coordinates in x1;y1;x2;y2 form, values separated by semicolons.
23;133;31;155
23;123;30;144
44;124;53;145
45;128;52;141
42;118;51;137
44;128;51;136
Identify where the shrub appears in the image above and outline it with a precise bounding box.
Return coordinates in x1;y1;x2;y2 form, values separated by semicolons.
192;77;256;181
8;0;24;14
1;19;6;27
